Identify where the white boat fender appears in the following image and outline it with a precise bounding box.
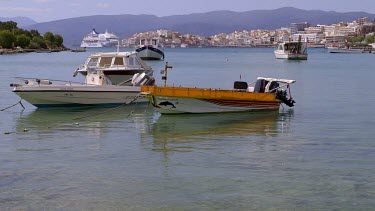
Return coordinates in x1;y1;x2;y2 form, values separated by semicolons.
131;73;140;85
132;73;146;86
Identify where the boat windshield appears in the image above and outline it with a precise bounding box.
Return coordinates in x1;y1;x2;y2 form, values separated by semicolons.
87;58;98;67
99;57;112;68
113;57;124;66
125;56;140;66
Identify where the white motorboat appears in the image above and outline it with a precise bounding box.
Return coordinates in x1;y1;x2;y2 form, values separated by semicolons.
80;29;119;48
369;43;375;53
135;38;164;60
327;46;364;54
11;65;154;108
75;51;152;86
274;37;308;60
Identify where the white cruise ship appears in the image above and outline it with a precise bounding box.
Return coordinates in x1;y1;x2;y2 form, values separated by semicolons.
80;29;119;48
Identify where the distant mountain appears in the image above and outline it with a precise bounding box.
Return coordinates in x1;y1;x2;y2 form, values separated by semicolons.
0;17;37;27
24;7;375;46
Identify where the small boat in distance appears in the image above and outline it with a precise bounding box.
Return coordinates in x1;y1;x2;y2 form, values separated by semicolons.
327;46;364;54
141;64;296;114
274;36;308;60
368;43;375;53
75;51;153;86
71;48;86;52
135;38;164;60
35;50;52;53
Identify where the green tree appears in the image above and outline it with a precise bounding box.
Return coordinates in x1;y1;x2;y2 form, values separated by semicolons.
54;34;63;47
365;35;375;44
0;21;17;31
43;32;55;44
0;30;16;48
29;29;41;38
30;36;47;49
344;36;364;46
13;28;31;37
28;41;40;49
15;34;31;48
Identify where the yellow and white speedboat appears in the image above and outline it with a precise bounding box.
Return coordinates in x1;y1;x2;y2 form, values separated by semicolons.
142;64;296;114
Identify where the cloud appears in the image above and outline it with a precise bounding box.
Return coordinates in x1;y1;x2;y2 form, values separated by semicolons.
0;6;51;13
96;3;110;9
69;3;80;7
34;0;54;3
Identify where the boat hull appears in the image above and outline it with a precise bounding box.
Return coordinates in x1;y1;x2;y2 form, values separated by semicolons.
13;85;147;108
142;86;280;114
136;46;164;60
327;48;364;53
151;97;280;114
274;50;308;60
80;42;103;48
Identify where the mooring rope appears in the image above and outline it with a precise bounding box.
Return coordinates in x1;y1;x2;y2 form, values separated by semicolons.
72;94;142;120
0;100;25;111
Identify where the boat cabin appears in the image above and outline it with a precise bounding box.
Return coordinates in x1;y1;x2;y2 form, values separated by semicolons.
140;38;159;46
277;42;307;54
84;52;151;70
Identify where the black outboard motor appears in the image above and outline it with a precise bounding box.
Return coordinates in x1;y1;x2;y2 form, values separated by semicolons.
276;90;295;107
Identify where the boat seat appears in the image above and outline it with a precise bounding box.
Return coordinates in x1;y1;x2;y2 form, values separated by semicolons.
233;81;248;91
254;79;268;93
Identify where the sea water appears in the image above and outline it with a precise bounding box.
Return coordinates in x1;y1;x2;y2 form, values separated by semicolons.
0;48;374;210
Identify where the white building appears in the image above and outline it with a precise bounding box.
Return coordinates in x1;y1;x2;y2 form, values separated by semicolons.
292;33;324;44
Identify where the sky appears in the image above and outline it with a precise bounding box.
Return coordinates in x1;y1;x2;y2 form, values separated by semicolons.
1;0;375;22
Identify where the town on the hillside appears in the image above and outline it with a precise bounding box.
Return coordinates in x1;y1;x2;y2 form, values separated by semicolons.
122;17;375;48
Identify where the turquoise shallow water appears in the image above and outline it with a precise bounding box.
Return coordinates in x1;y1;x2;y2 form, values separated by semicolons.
0;48;374;210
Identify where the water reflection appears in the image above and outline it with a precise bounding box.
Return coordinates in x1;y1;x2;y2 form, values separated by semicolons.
149;110;294;152
15;105;154;138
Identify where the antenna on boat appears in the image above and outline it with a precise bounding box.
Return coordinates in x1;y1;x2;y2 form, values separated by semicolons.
117;40;120;53
161;62;173;87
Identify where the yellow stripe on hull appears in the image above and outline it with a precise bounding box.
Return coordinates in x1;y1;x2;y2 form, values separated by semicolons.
141;86;281;114
141;86;278;102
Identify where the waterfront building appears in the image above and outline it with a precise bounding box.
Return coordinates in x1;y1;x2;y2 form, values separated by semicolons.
325;35;346;47
357;17;369;25
305;26;324;34
157;30;172;38
290;22;310;34
292;33;324;44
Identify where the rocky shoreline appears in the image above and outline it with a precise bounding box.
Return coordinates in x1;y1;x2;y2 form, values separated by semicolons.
0;48;70;55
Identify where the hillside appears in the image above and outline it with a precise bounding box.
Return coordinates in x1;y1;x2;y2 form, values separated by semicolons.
24;7;375;46
0;16;37;27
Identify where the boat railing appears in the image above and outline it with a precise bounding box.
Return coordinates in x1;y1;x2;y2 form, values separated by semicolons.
13;77;86;87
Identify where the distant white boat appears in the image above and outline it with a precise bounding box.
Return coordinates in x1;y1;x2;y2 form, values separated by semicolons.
135;38;164;60
274;38;308;60
180;43;188;48
80;29;119;48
